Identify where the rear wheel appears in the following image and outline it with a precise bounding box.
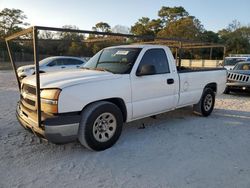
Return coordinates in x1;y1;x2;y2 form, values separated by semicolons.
78;101;123;151
193;88;215;117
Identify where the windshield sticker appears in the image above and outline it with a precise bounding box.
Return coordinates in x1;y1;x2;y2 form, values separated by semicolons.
115;50;129;55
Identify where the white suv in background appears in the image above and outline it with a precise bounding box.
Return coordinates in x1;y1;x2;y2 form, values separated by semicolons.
17;56;86;78
224;55;250;70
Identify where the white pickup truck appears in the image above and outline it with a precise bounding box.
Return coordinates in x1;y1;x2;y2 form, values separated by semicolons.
17;45;227;151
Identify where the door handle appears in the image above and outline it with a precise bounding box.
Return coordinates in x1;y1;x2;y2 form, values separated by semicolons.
76;66;80;68
167;78;174;84
61;66;65;69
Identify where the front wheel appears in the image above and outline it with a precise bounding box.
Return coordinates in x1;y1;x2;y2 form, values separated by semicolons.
78;101;123;151
193;88;215;117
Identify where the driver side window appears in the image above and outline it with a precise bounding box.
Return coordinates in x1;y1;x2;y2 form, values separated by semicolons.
137;49;170;74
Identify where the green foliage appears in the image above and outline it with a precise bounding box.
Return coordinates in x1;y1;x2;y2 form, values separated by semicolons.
157;16;204;40
131;17;155;36
219;26;250;54
93;22;111;32
59;25;85;41
0;8;29;39
130;6;250;57
131;17;162;36
111;25;130;34
201;31;220;43
227;20;241;32
0;8;30;62
131;6;203;41
2;6;250;62
158;6;189;25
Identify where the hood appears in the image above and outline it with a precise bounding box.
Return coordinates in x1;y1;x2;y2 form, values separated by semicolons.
17;64;35;71
224;65;234;70
21;69;121;88
228;70;250;75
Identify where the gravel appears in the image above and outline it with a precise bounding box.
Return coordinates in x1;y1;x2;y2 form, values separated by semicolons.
0;70;250;188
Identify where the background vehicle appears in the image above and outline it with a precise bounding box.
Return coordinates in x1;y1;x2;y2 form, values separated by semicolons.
224;61;250;94
224;55;250;70
17;45;226;151
17;56;86;78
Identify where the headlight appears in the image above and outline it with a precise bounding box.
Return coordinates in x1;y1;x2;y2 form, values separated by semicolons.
17;68;23;73
40;89;61;114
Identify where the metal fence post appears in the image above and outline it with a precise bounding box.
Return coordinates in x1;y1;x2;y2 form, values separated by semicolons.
223;46;226;67
178;42;183;68
5;40;21;91
33;27;42;128
209;48;213;60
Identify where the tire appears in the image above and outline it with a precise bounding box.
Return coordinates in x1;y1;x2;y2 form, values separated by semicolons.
78;101;123;151
193;88;215;117
223;87;230;94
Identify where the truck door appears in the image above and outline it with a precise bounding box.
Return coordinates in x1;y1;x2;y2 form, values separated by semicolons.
131;48;179;119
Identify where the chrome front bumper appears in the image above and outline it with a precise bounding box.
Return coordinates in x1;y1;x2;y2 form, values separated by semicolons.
16;102;80;144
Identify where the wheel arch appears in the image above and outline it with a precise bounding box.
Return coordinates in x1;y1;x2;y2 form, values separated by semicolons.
81;98;127;122
204;82;217;93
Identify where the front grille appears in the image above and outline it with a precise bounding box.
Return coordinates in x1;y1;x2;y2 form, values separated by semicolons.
21;84;36;110
22;84;36;96
227;72;250;83
21;95;36;106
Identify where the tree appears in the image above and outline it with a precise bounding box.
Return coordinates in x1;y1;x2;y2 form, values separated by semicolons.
227;19;241;32
219;27;250;54
199;31;222;59
111;25;130;34
201;31;220;43
218;21;250;54
158;6;189;26
68;41;84;56
92;22;111;32
130;17;161;36
157;6;204;40
131;17;153;36
0;8;29;39
54;25;85;56
0;8;29;62
58;25;84;41
131;6;200;39
147;19;162;34
157;16;204;40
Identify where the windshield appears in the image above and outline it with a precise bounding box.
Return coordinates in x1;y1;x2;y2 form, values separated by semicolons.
83;48;142;74
233;62;250;70
39;57;54;66
224;58;246;66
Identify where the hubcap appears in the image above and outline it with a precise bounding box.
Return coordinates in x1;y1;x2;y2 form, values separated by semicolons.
93;112;117;142
204;94;213;111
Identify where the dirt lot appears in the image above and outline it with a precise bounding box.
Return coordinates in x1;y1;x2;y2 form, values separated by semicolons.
0;70;250;188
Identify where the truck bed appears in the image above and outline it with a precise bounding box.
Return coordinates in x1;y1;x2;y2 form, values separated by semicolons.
176;67;227;108
177;66;225;73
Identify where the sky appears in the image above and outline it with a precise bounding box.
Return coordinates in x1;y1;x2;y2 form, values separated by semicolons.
1;0;250;32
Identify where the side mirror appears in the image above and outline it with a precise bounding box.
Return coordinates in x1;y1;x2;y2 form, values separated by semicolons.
136;64;156;76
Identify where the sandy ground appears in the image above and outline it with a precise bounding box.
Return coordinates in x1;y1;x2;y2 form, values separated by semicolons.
0;70;250;188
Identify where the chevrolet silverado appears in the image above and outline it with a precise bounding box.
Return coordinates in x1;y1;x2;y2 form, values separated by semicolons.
17;45;227;151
